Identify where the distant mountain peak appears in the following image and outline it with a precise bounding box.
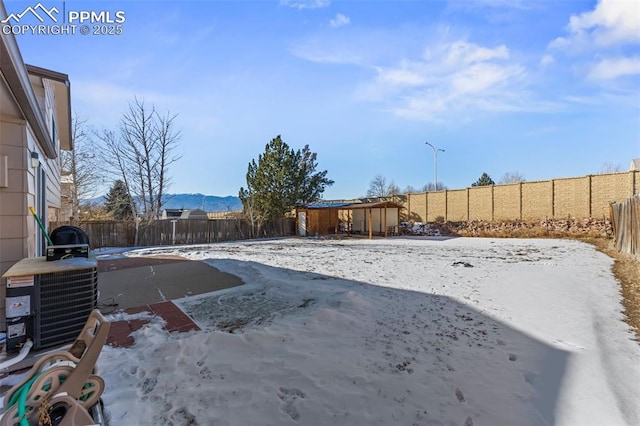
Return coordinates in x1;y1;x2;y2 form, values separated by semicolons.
85;193;242;213
162;194;242;212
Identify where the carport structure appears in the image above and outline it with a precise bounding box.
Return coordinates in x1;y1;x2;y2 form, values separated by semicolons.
297;201;403;239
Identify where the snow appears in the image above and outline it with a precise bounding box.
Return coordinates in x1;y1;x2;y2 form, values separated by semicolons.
95;237;639;425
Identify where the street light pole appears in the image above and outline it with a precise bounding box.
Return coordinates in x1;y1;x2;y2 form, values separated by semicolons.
425;141;444;191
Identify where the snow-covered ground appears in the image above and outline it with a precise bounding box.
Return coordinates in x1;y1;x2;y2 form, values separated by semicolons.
97;237;640;426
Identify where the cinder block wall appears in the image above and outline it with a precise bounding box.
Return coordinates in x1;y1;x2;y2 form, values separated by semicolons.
447;189;468;222
591;173;635;218
426;192;446;222
522;180;553;220
554;177;590;218
494;184;521;220
469;186;493;220
403;171;638;222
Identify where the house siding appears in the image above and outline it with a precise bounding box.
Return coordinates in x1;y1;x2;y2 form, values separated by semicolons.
1;73;69;331
0;120;28;276
0;119;28;322
0;114;65;323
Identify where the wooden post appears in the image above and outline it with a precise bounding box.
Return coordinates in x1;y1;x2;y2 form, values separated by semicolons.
384;206;388;237
368;208;373;240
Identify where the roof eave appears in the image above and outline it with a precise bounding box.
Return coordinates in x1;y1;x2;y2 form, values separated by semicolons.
25;64;72;151
0;5;57;158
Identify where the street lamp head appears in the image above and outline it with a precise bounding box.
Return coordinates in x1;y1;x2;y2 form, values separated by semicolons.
424;140;443;191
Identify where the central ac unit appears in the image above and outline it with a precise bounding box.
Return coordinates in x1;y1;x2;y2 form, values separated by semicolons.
4;257;98;352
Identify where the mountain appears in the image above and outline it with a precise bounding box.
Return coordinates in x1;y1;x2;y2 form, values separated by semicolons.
85;193;242;212
162;194;242;212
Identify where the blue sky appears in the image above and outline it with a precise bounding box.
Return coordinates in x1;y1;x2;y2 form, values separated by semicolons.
6;0;640;199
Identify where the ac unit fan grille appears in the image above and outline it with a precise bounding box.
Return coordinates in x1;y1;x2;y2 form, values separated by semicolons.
37;268;97;348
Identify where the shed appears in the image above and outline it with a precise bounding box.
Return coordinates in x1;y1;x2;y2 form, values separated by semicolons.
162;209;184;219
161;209;209;220
180;209;209;220
297;201;403;239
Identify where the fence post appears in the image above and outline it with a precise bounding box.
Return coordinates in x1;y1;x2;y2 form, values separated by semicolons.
444;190;448;222
551;179;555;218
466;188;470;221
491;185;495;221
587;175;593;217
519;182;523;220
424;191;428;223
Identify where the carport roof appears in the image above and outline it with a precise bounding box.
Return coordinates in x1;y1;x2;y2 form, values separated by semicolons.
301;201;403;210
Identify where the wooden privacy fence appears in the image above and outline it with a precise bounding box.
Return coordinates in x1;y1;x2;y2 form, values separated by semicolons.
50;218;296;249
610;196;640;257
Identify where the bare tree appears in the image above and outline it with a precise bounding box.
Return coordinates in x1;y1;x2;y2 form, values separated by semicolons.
239;190;261;238
403;185;418;194
151;108;181;216
98;128;142;245
97;98;181;244
60;114;101;223
499;172;526;184
98;98;181;220
422;182;447;192
366;175;399;198
600;163;622;173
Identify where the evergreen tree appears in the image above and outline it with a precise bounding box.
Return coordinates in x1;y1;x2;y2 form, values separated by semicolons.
104;180;134;220
471;172;495;187
239;135;333;222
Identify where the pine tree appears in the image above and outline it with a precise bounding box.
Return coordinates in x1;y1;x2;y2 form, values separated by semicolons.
471;172;495;187
104;180;134;220
239;135;333;222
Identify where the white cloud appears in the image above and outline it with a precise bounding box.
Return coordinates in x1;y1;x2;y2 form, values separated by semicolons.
450;62;521;95
330;13;350;28
587;56;640;80
280;0;330;10
547;0;640;91
551;0;640;49
441;41;509;66
375;64;426;87
539;54;554;67
292;31;556;122
290;48;362;65
358;41;527;122
290;36;367;65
